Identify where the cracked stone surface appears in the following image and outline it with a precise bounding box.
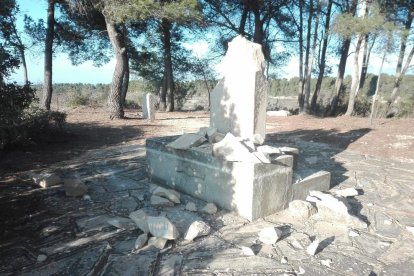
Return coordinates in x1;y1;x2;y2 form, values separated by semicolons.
1;141;414;275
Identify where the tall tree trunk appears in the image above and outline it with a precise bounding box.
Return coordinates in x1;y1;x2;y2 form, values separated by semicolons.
120;25;129;108
297;0;304;111
304;0;321;113
358;34;370;90
251;0;264;45
105;19;126;119
345;35;364;116
327;0;358;116
19;46;29;84
161;18;174;112
311;0;332;113
370;51;386;124
239;2;249;36
300;0;313;113
387;4;414;114
42;0;55;110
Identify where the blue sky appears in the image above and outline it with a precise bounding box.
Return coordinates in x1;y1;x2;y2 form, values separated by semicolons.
8;0;402;84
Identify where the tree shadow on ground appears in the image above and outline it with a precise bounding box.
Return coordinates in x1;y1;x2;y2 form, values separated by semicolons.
266;127;372;188
0;122;148;174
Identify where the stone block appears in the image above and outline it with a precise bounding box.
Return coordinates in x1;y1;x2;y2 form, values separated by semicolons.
210;36;267;140
292;171;330;201
212;133;260;163
142;93;156;121
146;136;293;221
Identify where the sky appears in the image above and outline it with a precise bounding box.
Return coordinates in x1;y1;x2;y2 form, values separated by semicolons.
8;0;402;84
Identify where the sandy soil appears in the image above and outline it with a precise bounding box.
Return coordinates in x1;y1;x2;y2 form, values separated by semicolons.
1;107;413;174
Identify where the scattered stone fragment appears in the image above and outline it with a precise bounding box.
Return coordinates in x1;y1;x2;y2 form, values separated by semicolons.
291;239;304;249
267;110;291;117
129;209;149;233
150;195;174;207
63;178;88;197
83;194;91;200
334;188;359;197
184;221;211;241
349;229;360;237
305;156;318;165
201;203;218;214
406;225;414;234
256;145;282;155
297;266;306;275
147;216;179;240
258;226;283;245
185;202;197;212
33;173;62;188
107;217;137;230
384;219;393;225
212;133;261;163
148;237;168;249
167;133;207;150
252;133;265;145
279;146;299;155
306;239;320;256
37;254;47;262
289;200;317;219
281;256;288;264
241;246;255;256
134;233;148;250
252;151;271;163
321;259;332;267
152;186;180;204
197;127;217;142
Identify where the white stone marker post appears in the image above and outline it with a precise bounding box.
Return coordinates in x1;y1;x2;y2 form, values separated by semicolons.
142;93;156;121
210;35;268;141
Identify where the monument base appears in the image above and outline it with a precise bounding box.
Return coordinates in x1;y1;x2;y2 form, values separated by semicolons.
146;136;330;221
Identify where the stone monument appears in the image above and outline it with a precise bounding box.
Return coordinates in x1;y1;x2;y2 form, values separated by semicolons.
142;93;156;121
210;35;267;141
145;36;331;221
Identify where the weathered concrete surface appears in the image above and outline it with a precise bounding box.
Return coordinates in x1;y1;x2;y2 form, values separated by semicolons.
1;140;414;275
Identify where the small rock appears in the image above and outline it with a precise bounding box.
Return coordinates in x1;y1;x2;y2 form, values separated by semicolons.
321;259;332;267
281;256;288;264
150;195;174;207
152;186;180;204
33;173;62;188
406;225;414;234
306;239;320;256
134;233;148;250
367;202;374;207
334;188;359;197
256;145;282;155
349;229;360;237
251;133;265;145
305;156;318;165
383;219;393;225
148;237;168;249
147;216;179;240
297;266;306;275
107;217;137;230
129;209;149;233
63;178;88;197
201;203;217;214
83;194;91;200
258;227;282;245
267;110;291;117
185;202;197;212
289;200;317;219
184;221;211;241
241;246;255;256
37;254;47;262
291;239;304;249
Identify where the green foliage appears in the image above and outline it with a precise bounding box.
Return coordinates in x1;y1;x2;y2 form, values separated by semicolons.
0;83;66;149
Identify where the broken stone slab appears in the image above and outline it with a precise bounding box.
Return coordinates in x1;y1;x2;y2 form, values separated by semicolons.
267;110;291;117
150;195;174;207
63;178;88;197
201;203;218;214
107;217;137;230
135;233;148;250
306;239;320;256
292;171;330;201
185;202;197;212
252;151;271;163
152;186;180;203
241;246;256;256
212;133;261;163
147;216;179;240
406;225;414;234
210;35;267;140
272;155;294;167
197;127;218;142
334;187;360;197
129;209;149;233
307;191;367;228
33;173;62;188
258;226;283;245
167;133;207;150
148;237;167;249
256;145;282;155
184;221;212;241
289;200;317;219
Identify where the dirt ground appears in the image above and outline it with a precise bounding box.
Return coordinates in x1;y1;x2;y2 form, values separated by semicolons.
1;106;413;174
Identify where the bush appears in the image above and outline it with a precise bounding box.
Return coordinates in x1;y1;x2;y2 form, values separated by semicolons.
0;83;66;149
